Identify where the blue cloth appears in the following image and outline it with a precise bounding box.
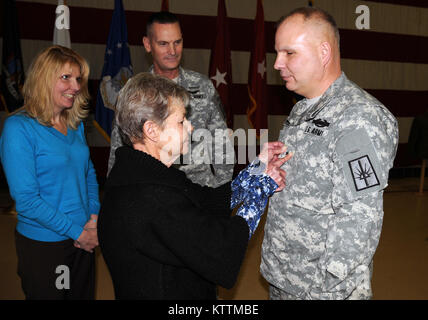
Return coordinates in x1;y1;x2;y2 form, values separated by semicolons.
231;158;277;239
94;0;133;137
0;112;100;242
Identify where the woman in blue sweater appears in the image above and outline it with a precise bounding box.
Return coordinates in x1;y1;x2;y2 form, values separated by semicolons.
0;46;100;299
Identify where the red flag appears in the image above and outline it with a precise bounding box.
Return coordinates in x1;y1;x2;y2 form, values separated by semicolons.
161;0;169;11
247;0;267;134
208;0;233;128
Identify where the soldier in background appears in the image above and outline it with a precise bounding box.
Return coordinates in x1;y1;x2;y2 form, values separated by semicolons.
261;7;398;299
108;11;234;187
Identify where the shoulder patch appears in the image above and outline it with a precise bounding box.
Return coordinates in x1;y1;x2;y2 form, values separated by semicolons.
336;128;386;198
348;155;380;191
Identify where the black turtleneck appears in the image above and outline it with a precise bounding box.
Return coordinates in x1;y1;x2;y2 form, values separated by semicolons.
98;146;249;300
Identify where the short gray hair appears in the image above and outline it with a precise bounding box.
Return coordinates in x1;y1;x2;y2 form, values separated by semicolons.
115;72;190;144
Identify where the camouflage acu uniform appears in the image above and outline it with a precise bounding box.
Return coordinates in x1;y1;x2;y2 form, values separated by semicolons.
261;73;398;300
108;66;234;187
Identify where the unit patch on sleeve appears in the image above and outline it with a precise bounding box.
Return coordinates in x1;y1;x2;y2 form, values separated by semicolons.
336;128;385;198
348;155;380;191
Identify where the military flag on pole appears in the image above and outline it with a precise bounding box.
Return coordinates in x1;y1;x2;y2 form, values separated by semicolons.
94;0;133;141
161;0;169;11
53;0;71;48
1;0;25;113
247;0;268;134
209;0;233;128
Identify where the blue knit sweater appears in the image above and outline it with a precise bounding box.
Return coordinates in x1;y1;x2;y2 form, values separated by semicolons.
0;112;100;242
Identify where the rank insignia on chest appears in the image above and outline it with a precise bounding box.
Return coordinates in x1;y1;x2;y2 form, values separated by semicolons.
348;155;380;191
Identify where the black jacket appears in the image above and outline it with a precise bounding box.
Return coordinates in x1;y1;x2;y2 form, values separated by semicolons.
98;146;249;300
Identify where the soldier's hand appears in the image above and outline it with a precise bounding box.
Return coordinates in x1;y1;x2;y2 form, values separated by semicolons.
258;141;287;165
265;153;292;192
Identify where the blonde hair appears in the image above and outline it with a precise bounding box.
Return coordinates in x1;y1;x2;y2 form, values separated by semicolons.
22;45;90;129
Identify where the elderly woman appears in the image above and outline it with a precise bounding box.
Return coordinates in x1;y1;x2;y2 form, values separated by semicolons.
98;72;291;300
0;46;99;299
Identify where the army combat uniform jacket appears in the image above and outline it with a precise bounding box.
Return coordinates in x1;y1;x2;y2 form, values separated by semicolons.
261;73;398;300
108;66;234;187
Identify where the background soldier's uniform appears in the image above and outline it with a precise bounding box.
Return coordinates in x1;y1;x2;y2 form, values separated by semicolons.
108;66;234;187
261;73;399;300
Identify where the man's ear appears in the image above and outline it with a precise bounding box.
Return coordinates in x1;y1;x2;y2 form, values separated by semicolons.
320;41;332;67
142;120;159;142
142;36;151;53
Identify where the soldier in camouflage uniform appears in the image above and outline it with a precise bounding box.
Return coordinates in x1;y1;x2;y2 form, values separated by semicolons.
108;12;233;187
261;7;398;300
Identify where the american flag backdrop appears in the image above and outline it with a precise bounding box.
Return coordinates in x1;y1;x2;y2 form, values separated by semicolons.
0;0;427;177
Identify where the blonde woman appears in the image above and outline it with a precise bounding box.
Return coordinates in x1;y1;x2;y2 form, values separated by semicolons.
0;46;100;299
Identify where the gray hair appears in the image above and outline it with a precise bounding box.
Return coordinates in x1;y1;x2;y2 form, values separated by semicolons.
115;72;190;144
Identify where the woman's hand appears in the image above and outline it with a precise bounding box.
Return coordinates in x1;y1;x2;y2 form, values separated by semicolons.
85;214;98;230
74;214;99;253
258;142;293;192
74;229;98;253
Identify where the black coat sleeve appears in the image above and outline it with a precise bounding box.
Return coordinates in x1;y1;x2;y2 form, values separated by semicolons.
150;203;249;289
199;182;232;216
129;186;249;289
